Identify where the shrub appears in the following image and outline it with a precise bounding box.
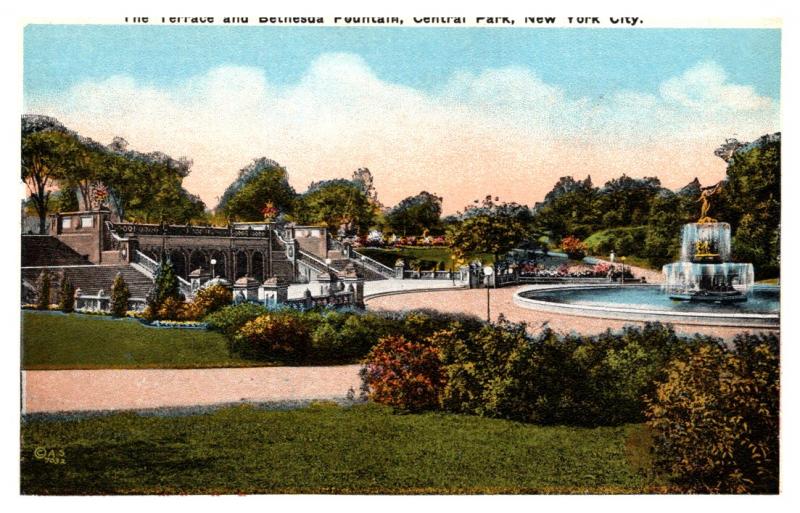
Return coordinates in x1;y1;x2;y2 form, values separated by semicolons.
110;273;130;318
145;259;181;319
204;303;270;336
35;270;51;310
234;312;311;360
560;235;587;260
156;296;191;321
187;284;233;320
645;333;779;493
360;335;445;412
58;276;75;313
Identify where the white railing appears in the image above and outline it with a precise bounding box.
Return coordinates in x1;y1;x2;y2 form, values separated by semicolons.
298;249;340;275
133;250;193;298
350;249;395;278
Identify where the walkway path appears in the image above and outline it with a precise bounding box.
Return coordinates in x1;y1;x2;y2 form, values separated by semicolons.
23;365;362;414
366;286;776;339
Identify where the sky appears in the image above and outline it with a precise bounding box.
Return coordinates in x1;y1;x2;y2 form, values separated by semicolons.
23;25;781;213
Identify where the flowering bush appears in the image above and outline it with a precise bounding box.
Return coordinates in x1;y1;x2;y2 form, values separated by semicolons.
234;312;311;360
360;335;445;412
593;262;611;275
187;284;232;319
560;235;587;260
156;296;191;321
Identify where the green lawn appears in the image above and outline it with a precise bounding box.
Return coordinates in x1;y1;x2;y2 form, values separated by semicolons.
21;403;662;494
21;311;256;370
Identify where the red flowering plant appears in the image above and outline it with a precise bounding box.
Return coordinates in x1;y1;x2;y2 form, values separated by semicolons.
593;262;611;276
560;235;587;260
91;184;109;209
360;335;445;412
260;201;279;222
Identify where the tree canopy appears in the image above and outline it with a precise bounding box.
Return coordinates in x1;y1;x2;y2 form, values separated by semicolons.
292;179;377;235
217;158;296;221
385;191;443;235
447;196;533;263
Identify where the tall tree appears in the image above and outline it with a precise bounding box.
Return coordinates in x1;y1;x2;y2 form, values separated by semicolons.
386;191;443;235
217;158;296;221
293;179;377;235
447;196;533;264
21;130;80;233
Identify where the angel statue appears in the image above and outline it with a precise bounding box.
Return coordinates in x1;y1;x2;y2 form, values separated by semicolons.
697;182;723;223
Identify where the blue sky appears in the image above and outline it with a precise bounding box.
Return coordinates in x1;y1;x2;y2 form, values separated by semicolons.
22;24;782;211
24;26;780;101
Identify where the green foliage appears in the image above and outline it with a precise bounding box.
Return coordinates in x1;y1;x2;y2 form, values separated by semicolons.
447;196;533;261
187;284;233;320
35;270;51;310
144;259;181;320
53;188;80;212
645;333;779;493
584;227;648;258
360;335;446;412
385;191;443;235
204;303;270;336
58;276;75;313
233;311;311;360
218;158;296;221
110;273;130;318
292;179;377;235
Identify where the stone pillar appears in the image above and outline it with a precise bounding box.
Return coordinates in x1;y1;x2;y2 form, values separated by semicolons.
394;259;405;280
188;267;212;294
316;271;335;296
260;276;289;307
340;263;365;308
233;276;260;303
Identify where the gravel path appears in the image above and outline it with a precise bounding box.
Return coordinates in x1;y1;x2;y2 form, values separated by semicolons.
366;287;777;339
22;365;362;414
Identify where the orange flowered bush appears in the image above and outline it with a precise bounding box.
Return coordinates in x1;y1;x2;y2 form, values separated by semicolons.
360;335;445;412
234;313;311;360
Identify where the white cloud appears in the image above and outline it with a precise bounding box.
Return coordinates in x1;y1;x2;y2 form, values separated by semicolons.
24;54;779;212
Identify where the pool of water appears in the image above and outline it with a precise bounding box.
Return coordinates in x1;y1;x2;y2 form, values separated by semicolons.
521;285;779;315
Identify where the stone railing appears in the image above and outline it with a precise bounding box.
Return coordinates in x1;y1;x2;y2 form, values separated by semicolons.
402;269;466;281
133;250;193;298
108;221;275;238
350;249;395;278
75;294;147;313
284;290;355;311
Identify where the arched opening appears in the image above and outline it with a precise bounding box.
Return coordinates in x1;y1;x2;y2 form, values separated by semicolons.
189;250;207;274
209;250;227;279
251;251;265;282
235;250;248;279
168;250;187;279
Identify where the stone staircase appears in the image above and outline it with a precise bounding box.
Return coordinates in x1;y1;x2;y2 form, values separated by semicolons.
21;264;153;303
326;258;388;281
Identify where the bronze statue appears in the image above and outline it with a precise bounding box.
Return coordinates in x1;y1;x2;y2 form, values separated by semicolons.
697;182;723;223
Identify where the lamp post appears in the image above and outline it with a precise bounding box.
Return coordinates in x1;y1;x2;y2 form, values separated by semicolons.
620;256;626;285
451;254;457;286
483;265;494;323
210;258;217;279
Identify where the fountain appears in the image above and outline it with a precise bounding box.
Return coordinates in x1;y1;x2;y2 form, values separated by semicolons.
662;183;754;303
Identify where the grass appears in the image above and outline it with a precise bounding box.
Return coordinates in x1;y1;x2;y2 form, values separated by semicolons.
21;403;664;494
21;311;258;370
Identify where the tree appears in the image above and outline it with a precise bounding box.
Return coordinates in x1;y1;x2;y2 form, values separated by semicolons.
592;175;662;229
53;188;80;213
35;270;51;310
721;135;780;279
110;273;131;318
58;276;75;313
532;175;597;240
293;179;377;235
217;158;296;221
145;258;181;319
21;129;80;233
385;191;443;235
446;196;533;264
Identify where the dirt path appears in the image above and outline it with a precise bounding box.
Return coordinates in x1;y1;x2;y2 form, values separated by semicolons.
23;365;362;414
